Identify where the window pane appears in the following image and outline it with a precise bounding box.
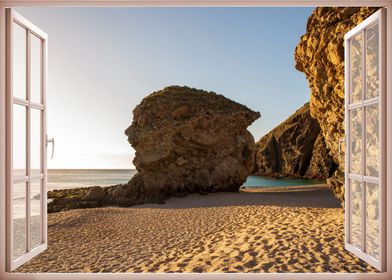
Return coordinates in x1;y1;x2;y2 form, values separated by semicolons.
12;22;27;100
350;179;362;249
13;104;26;177
31;179;42;249
350;108;362;174
366;23;379;100
31;109;42;175
366;104;379;177
13;182;26;260
30;34;42;103
350;32;363;104
366;182;380;259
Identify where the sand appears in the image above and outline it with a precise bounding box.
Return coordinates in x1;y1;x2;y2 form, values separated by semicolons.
16;188;376;273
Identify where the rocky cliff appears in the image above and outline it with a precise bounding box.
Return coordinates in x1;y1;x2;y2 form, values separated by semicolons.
254;103;336;180
294;7;379;202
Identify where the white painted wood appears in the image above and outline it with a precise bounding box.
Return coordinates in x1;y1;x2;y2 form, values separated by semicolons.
344;8;386;272
348;97;379;110
4;6;13;274
344;29;350;254
378;6;387;275
25;18;31;256
5;9;48;272
41;29;48;246
11;12;47;41
1;0;391;7
346;243;382;269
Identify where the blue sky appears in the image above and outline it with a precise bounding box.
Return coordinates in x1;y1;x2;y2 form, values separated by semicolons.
15;7;314;169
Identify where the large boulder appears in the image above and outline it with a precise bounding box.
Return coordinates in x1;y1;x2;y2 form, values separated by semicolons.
109;86;260;205
294;7;379;202
254;103;336;179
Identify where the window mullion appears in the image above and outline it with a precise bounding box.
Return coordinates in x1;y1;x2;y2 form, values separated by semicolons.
361;28;367;254
26;29;31;253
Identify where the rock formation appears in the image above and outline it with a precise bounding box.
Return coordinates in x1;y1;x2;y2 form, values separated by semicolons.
113;86;260;204
254;103;336;180
294;7;379;202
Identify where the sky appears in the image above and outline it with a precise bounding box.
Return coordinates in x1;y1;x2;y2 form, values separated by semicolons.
14;7;314;169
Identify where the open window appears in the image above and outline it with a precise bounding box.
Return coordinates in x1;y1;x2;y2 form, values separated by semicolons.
344;8;386;272
5;9;48;271
1;4;389;276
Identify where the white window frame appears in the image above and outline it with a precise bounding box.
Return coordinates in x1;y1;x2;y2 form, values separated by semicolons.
0;1;391;280
5;9;48;272
344;9;386;271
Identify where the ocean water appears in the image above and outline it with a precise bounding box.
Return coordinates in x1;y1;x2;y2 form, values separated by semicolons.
47;169;137;191
47;170;323;190
244;175;325;188
12;170;324;218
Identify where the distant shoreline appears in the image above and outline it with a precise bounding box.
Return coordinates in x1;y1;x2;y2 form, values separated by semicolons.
47;168;135;171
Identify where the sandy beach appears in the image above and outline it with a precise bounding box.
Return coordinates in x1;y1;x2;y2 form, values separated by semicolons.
16;188;376;273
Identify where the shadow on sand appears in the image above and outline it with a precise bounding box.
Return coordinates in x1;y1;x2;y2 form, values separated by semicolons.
133;188;341;210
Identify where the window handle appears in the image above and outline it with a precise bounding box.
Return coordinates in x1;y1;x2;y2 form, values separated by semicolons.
46;136;55;159
338;137;345;157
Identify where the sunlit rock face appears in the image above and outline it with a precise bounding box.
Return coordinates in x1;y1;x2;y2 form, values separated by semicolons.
294;7;379;202
106;86;260;206
254;103;336;180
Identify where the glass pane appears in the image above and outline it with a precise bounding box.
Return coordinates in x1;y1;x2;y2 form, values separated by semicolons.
12;22;27;100
366;23;379;100
30;34;42;103
13;104;26;177
350;179;362;249
13;182;26;260
366;104;379;177
31;109;42;174
31;179;42;249
366;182;380;258
350;108;362;174
350;32;363;104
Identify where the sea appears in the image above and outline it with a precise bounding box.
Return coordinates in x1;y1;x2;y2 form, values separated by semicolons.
47;169;324;190
12;169;324;218
47;169;136;191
